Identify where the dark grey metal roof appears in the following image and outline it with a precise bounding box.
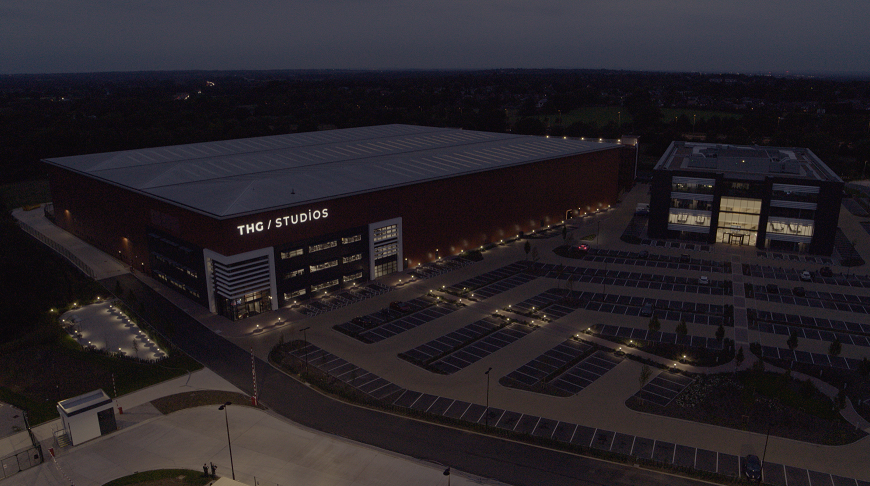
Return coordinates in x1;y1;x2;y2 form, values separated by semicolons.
45;125;616;219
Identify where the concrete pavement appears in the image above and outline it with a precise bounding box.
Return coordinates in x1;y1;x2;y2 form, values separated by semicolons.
11;184;870;482
5;369;505;486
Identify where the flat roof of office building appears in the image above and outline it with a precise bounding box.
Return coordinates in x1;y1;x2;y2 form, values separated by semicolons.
654;141;842;183
45;124;616;219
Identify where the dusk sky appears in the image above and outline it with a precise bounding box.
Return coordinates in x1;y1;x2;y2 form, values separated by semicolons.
2;0;869;75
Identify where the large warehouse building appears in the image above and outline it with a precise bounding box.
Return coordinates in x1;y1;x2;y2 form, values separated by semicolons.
648;141;843;255
45;125;629;321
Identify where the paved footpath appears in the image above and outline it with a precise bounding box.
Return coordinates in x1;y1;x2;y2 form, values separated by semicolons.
4;369;505;486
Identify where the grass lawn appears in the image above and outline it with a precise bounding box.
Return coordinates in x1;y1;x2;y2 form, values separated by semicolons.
626;370;864;445
151;390;263;415
0;179;50;209
103;469;212;486
0;333;202;425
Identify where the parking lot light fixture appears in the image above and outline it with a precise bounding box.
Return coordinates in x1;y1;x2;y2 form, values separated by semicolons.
218;402;235;480
484;367;493;427
299;327;311;371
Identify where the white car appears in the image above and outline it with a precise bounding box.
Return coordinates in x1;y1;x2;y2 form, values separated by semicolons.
698;276;709;285
800;270;812;282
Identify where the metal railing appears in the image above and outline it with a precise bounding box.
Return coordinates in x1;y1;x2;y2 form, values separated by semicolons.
17;220;95;279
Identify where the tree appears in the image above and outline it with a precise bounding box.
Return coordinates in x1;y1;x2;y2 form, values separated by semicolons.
530;246;539;262
829;339;842;357
565;233;576;247
638;365;653;404
524;241;531;260
787;331;799;351
735;346;745;372
752;358;766;374
648;315;661;334
675;319;688;339
859;357;870;378
562;225;568;242
834;389;847;411
715;324;725;343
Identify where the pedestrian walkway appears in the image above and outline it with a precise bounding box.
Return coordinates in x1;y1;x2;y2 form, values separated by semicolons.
5;369;501;486
13;206;129;280
13;405;501;486
730;254;750;346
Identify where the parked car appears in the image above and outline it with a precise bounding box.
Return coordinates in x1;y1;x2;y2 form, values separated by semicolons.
640;302;654;317
569;243;589;256
744;454;762;480
793;286;805;297
351;316;375;327
819;266;833;277
765;283;778;294
800;270;812;281
680;254;690;263
638;250;649;259
698;276;709;285
390;301;412;313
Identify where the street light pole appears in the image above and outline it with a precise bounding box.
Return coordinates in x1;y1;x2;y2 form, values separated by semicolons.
218;402;235;480
300;326;310;372
484;367;493;427
759;421;772;483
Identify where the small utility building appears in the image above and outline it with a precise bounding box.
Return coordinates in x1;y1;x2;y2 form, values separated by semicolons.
57;389;117;446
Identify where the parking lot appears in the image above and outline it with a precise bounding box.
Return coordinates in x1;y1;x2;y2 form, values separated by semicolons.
334;297;459;343
510;288;726;326
549;350;623;395
591;324;725;350
634;370;695;407
401;319;539;374
279;338;866;486
446;261;530;293
504;338;593;387
264;192;870;484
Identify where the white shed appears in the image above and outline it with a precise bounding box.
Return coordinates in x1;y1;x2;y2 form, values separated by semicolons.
56;389;117;446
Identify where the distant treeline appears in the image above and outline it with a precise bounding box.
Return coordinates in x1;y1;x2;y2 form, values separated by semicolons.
1;69;869;184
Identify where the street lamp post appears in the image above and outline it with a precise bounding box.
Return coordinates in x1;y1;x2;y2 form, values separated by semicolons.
597;220;601;247
299;327;311;372
484;367;493;427
218;402;235;480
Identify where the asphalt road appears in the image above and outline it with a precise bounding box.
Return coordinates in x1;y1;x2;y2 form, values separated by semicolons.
104;274;711;486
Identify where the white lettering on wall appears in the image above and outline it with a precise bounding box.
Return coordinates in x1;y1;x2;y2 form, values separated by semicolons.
236;208;330;236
